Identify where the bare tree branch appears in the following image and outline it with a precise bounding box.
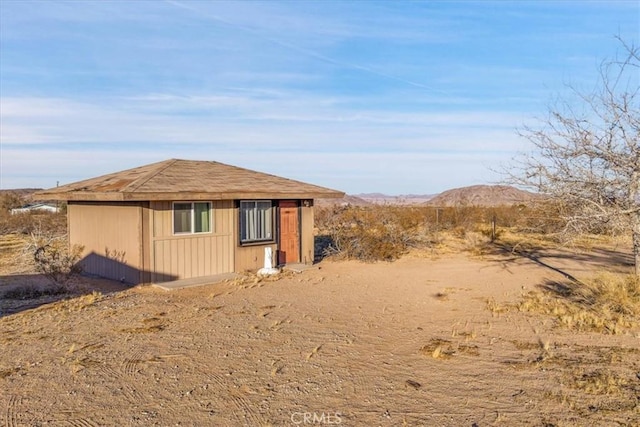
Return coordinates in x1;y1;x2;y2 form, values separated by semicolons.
509;38;640;276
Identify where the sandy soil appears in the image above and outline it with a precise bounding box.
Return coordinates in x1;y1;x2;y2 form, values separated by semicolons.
1;246;639;426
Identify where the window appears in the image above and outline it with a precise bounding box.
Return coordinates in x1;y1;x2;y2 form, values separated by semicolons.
240;200;274;243
173;202;211;234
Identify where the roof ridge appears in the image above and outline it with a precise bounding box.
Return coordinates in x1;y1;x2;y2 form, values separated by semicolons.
123;159;179;192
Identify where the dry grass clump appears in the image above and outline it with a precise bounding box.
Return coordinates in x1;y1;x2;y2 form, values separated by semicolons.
519;273;640;334
569;369;629;395
485;297;511;316
420;335;480;360
420;339;456;359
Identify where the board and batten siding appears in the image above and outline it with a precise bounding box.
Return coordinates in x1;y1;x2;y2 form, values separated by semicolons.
300;203;314;265
68;202;145;284
235;243;278;272
149;200;234;282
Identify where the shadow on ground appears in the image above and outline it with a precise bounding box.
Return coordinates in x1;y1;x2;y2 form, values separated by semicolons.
314;235;336;262
486;240;634;281
0;273;131;318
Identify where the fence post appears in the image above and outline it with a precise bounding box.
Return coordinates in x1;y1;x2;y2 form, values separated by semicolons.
491;214;497;242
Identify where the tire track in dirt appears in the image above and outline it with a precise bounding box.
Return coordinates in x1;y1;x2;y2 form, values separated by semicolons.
348;367;371;395
199;372;268;426
95;364;145;403
121;347;152;376
200;372;233;410
3;395;22;427
203;372;228;390
229;393;265;427
64;418;100;427
152;372;227;422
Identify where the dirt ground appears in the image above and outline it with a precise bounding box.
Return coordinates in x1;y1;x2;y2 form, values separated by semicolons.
1;243;639;426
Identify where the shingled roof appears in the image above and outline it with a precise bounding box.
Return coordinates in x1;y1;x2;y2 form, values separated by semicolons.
33;159;344;201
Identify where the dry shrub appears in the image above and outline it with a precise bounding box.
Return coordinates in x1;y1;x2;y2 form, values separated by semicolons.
519;273;640;334
316;205;433;261
22;229;84;287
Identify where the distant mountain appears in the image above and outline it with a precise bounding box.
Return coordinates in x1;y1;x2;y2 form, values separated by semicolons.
355;193;388;198
317;186;535;207
354;193;436;205
315;195;372;207
425;185;539;207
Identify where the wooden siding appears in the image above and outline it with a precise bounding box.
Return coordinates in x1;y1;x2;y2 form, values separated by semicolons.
300;202;315;264
141;205;151;283
235;243;278;271
68;202;144;284
149;200;234;282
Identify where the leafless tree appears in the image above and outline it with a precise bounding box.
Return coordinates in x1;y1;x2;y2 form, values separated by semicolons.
511;38;640;277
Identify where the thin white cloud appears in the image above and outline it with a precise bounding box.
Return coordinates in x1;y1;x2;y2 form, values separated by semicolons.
1;95;525;153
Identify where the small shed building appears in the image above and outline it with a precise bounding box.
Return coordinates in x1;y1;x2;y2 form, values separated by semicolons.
33;159;343;284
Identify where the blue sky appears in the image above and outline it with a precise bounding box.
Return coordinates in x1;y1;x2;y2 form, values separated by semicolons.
1;1;638;194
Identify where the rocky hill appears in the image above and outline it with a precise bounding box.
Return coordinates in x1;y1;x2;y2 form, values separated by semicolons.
354;193;435;205
426;185;539;207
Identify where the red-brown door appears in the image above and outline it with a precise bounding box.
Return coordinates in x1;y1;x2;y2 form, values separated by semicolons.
278;201;299;265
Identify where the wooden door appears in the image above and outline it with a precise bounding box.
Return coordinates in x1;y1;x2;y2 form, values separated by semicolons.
278;201;299;265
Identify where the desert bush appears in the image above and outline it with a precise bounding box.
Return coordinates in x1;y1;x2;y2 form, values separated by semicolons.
316;205;440;261
23;230;84;286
